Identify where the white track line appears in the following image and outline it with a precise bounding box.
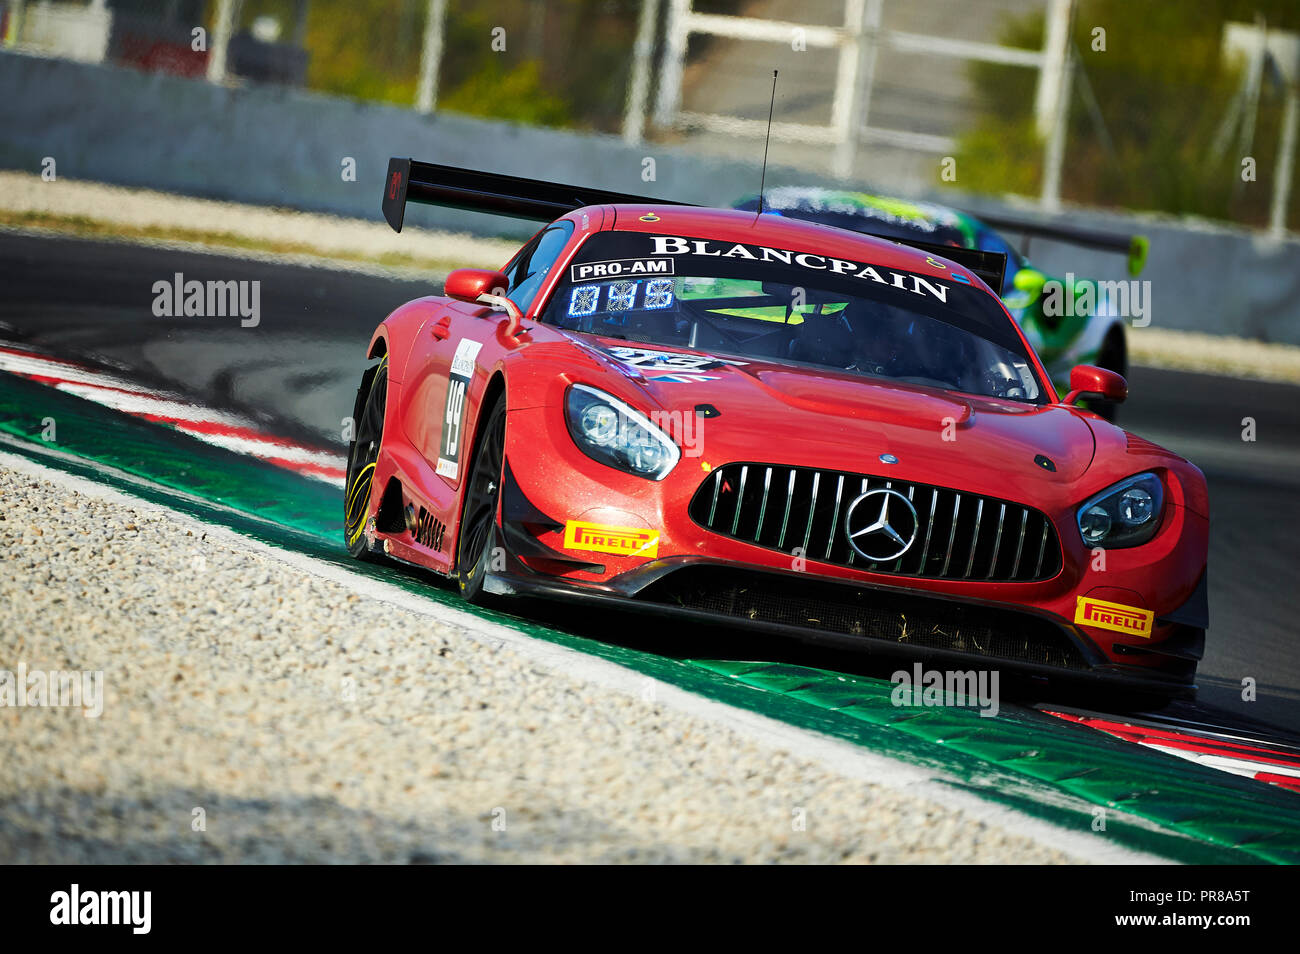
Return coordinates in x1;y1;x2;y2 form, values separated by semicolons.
0;446;1174;865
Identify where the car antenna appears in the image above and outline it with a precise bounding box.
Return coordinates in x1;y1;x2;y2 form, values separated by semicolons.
756;70;778;216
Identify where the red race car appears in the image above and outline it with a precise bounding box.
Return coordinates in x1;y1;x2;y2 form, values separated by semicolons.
346;159;1209;695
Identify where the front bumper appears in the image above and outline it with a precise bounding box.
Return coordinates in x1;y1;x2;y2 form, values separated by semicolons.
497;405;1209;691
484;556;1200;694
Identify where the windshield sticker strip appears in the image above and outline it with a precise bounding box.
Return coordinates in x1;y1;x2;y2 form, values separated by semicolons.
646;236;951;303
570;258;675;282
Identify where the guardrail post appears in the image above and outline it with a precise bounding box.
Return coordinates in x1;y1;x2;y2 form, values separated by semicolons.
1270;84;1299;238
654;0;690;127
623;0;661;144
1039;45;1073;213
1035;0;1073;138
206;0;241;84
416;0;447;115
832;0;881;180
1038;0;1075;212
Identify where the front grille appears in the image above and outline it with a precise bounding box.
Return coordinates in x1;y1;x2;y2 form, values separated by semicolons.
637;566;1088;669
689;463;1062;582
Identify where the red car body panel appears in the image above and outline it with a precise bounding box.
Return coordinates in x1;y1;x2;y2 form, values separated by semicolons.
356;205;1210;691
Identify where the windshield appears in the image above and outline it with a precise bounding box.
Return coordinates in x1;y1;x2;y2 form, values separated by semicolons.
540;230;1044;403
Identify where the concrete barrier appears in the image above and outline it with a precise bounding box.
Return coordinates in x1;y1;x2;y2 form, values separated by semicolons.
0;49;785;240
3;49;1299;344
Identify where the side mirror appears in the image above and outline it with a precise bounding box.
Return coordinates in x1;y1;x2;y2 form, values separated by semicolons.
443;268;522;333
444;268;511;307
1062;364;1127;406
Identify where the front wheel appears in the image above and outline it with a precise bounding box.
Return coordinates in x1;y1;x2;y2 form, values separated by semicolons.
455;394;506;604
344;357;387;559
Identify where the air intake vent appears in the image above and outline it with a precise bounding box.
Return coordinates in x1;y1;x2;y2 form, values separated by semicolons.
1126;432;1182;459
637;566;1088;669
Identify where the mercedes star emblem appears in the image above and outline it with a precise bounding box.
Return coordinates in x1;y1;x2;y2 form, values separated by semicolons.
845;489;919;562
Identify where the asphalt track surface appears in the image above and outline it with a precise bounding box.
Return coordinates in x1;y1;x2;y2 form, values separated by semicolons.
3;230;1299;736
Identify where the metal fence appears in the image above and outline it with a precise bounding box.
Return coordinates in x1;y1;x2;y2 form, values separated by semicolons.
2;0;1296;233
653;0;1070;180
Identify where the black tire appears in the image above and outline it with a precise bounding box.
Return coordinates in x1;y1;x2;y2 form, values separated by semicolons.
455;393;507;604
344;357;388;559
1089;328;1127;422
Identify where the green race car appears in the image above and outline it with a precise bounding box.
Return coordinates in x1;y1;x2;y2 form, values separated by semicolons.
734;188;1147;419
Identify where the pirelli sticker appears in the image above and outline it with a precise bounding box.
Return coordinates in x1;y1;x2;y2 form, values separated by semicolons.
563;520;659;558
1074;597;1154;638
435;338;483;481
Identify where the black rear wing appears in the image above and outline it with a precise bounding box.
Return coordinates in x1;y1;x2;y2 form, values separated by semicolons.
974;211;1149;277
381;157;690;232
381;157;1008;288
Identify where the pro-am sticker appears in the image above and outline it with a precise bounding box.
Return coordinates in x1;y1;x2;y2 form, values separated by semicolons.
436;338;483;480
570;258;674;282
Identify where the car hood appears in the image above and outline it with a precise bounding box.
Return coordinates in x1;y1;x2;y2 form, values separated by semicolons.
570;336;1096;500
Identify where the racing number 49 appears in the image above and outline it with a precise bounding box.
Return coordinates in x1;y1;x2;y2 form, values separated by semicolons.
444;380;465;458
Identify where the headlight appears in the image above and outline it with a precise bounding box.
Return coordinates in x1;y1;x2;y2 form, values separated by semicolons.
1076;472;1164;548
564;384;680;480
